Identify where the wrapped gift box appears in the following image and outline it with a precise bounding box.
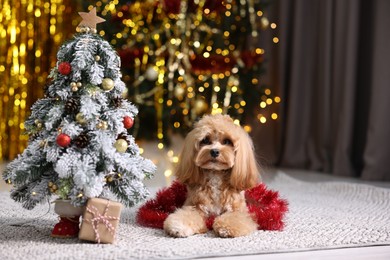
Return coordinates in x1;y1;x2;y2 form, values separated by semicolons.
79;198;122;244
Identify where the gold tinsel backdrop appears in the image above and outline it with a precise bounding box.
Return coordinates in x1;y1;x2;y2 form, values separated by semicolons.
0;0;76;160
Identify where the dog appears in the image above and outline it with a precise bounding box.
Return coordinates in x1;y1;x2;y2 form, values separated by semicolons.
163;114;260;238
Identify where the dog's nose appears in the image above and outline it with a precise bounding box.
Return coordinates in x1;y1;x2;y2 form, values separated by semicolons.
210;149;220;158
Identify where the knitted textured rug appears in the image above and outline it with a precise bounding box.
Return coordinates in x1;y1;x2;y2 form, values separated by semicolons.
1;171;389;260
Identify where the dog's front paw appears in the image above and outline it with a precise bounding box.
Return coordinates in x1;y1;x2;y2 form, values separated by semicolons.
164;220;195;238
213;211;258;238
163;207;207;238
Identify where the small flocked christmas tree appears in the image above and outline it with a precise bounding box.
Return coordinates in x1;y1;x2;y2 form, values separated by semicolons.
2;8;156;211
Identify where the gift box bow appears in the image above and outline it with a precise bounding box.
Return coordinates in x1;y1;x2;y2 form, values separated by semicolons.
84;200;120;243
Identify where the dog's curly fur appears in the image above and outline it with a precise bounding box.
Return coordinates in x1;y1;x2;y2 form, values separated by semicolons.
163;114;260;238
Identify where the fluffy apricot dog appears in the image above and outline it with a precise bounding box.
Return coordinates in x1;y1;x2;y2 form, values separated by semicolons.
163;114;260;238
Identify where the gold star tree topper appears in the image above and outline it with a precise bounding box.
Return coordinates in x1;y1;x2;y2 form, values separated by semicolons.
78;7;105;30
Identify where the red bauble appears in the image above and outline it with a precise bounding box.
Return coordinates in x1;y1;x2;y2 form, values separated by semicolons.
56;133;71;147
58;62;72;75
123;116;134;129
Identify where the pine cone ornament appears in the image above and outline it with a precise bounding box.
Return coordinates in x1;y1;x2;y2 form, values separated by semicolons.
74;132;89;148
117;133;129;144
65;98;80;114
113;97;123;108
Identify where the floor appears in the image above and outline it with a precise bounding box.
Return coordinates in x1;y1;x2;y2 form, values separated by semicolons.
1;157;390;259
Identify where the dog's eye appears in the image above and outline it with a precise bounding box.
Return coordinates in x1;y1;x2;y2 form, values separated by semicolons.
223;138;233;146
200;137;211;145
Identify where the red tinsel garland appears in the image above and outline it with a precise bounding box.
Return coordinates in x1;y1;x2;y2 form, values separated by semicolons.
136;181;288;231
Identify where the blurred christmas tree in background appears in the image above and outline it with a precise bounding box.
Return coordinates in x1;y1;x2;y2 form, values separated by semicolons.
83;0;281;148
0;0;281;161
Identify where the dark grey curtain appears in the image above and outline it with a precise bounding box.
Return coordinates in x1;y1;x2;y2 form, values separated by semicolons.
252;0;390;181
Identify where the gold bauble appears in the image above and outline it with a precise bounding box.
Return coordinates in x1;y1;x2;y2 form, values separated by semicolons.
174;86;185;99
102;78;114;91
96;121;108;130
114;139;128;153
76;82;82;87
95;55;101;61
194;99;208;115
145;65;158;81
261;17;269;30
76;113;87;124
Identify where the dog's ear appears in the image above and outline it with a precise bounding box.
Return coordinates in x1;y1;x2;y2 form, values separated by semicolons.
230;129;259;190
175;129;201;185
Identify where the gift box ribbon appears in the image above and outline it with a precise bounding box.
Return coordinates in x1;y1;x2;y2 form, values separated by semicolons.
85;200;119;243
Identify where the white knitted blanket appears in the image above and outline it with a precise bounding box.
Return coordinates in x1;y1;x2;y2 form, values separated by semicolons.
1;171;389;260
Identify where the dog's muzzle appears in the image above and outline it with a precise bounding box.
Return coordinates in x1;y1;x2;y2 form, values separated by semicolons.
210;149;220;158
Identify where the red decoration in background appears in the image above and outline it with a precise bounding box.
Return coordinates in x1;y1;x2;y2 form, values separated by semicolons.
190;54;236;74
56;133;71;147
123;116;134;129
118;49;144;69
58;62;72;75
189;51;263;74
240;51;264;69
136;181;288;231
163;0;225;14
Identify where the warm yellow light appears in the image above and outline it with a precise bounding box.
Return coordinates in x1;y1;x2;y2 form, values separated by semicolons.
233;119;240;125
158;143;164;149
271;23;277;29
174;122;180;128
35;9;41;17
139;148;144;154
265;89;271;95
203;52;210;58
273;37;279;43
172;156;179;163
198;87;204;92
244;125;252;133
266;98;273;105
271;113;278;120
164;169;172;177
157;133;163;139
240;101;246;106
257;11;263;16
231;86;238;92
214;86;220;92
260;101;267;108
274;96;281;103
251;78;258;84
260;117;267;123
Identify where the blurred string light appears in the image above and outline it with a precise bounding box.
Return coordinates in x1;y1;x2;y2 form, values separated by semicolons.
0;0;76;160
86;0;281;146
